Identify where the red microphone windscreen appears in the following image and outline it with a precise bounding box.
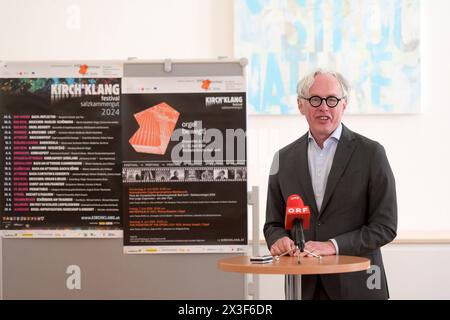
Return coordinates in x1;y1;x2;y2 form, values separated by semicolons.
284;194;310;230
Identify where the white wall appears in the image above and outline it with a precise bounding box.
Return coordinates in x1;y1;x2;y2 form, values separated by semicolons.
1;0;450;299
0;0;233;60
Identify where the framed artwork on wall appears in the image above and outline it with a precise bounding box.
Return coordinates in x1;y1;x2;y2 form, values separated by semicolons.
235;0;420;115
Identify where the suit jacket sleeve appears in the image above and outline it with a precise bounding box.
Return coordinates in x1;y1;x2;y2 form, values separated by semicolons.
263;153;290;249
333;143;398;256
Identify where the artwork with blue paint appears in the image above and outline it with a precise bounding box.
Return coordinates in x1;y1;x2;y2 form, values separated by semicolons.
234;0;420;114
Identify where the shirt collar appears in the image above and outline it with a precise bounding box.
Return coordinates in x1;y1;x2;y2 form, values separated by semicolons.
308;123;343;145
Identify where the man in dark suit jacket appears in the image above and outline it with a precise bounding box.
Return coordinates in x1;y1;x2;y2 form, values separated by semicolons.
263;69;397;300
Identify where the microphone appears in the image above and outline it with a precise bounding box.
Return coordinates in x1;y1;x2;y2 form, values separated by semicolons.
284;194;310;252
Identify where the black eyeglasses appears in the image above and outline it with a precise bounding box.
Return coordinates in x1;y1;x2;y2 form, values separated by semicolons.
300;95;345;108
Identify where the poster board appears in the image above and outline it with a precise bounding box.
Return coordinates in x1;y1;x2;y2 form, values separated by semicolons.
0;61;123;238
122;60;248;254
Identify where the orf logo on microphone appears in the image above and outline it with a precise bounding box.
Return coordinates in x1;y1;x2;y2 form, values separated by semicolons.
287;207;309;214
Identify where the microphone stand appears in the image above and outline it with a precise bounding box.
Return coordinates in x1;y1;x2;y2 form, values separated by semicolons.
291;219;322;260
285;218;322;300
292;218;305;252
291;219;305;265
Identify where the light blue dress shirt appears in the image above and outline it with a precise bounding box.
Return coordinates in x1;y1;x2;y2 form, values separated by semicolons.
307;123;342;254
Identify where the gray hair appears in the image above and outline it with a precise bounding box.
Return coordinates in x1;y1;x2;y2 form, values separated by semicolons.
296;68;350;101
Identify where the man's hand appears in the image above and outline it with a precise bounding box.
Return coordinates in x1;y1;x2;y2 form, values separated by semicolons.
270;236;296;256
297;241;337;257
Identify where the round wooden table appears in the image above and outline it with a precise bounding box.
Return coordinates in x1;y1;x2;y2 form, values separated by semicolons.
218;255;370;299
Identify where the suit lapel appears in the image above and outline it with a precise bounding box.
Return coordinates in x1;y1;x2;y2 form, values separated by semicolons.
319;124;357;218
295;134;319;216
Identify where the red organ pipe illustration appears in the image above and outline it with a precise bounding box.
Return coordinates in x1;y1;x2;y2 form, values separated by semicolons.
129;102;180;155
